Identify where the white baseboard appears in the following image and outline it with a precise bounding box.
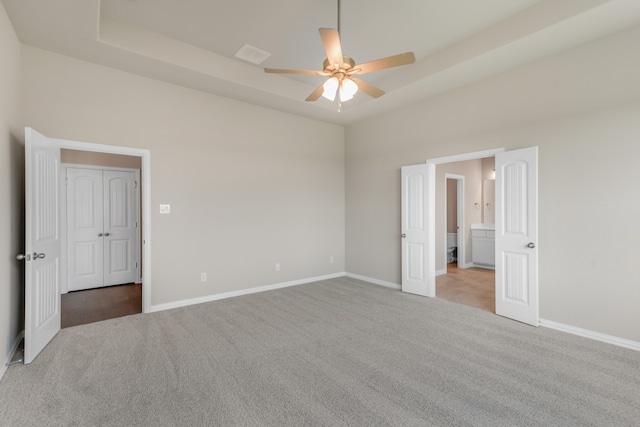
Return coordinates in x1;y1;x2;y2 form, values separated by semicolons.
345;273;401;290
144;275;639;354
470;264;495;270
540;319;640;352
1;330;24;381
150;272;347;313
436;269;446;276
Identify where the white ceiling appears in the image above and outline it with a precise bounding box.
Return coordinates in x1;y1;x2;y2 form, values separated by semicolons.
3;0;640;124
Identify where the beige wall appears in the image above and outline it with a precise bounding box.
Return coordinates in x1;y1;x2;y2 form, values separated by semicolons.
446;180;457;234
0;3;24;370
22;46;345;307
346;25;640;342
0;3;24;364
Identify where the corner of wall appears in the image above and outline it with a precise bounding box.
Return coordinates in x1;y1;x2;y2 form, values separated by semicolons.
0;0;26;375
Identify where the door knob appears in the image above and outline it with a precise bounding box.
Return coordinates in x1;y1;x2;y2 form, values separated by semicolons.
98;233;103;237
104;232;110;236
16;253;30;261
401;233;407;238
527;242;535;249
32;252;46;259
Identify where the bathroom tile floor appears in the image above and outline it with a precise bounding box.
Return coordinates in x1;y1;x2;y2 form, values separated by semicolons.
436;263;495;313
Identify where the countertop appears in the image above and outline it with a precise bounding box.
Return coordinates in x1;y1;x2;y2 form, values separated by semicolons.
471;223;495;230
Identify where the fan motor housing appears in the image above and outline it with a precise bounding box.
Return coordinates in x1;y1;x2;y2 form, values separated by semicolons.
323;55;356;72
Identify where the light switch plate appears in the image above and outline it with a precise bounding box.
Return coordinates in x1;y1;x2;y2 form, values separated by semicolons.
160;204;171;214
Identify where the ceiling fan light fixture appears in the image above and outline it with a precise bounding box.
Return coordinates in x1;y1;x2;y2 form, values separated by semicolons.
339;78;358;102
264;0;415;104
322;77;339;101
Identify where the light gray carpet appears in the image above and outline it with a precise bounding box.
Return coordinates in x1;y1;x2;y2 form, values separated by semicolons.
1;277;639;426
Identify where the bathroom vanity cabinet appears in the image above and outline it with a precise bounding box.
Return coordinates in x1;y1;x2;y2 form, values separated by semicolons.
471;227;495;268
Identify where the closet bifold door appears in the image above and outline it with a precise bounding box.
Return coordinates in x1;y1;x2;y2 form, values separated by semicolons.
67;168;138;291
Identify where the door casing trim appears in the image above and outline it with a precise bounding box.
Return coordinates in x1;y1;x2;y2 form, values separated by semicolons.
54;139;151;314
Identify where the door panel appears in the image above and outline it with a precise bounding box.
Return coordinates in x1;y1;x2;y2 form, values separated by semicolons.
67;168;103;291
104;171;137;286
401;163;434;297
495;147;538;326
25;127;61;364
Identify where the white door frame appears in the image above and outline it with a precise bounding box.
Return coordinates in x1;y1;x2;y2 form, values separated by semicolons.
54;138;151;314
60;164;141;294
444;174;465;270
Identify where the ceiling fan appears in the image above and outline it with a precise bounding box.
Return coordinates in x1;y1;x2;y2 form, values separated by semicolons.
264;0;415;103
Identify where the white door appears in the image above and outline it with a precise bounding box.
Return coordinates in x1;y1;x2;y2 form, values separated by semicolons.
495;147;539;326
401;163;435;297
67;168;104;291
67;168;137;290
103;170;138;286
24;128;61;364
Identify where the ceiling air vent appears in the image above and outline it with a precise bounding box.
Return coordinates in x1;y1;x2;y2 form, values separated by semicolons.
234;44;271;65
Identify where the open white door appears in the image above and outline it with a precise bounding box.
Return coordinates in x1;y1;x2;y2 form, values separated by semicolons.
401;163;435;297
495;147;538;326
24;128;61;363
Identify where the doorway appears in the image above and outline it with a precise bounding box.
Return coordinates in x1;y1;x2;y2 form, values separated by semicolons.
400;147;539;326
437;155;496;312
60;155;144;328
438;168;494;313
54;144;151;315
59;151;144;327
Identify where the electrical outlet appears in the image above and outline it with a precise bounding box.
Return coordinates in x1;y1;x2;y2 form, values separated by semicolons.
275;263;280;272
329;256;334;264
200;273;207;282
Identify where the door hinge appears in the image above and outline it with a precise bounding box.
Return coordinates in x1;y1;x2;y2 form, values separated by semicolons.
134;181;138;189
135;261;138;269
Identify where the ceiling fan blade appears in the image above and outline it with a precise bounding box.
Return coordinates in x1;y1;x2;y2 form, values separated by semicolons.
354;52;416;75
319;28;344;68
264;68;326;76
305;83;325;102
350;77;385;98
